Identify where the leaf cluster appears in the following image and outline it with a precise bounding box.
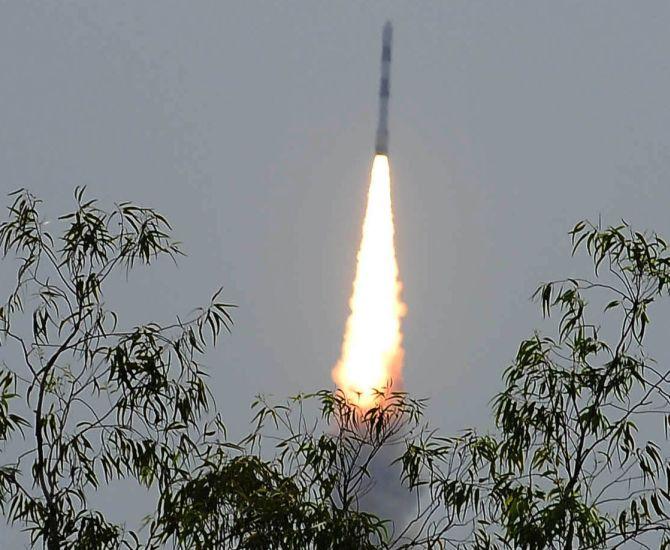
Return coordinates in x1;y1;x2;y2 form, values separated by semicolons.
0;189;233;549
397;221;670;549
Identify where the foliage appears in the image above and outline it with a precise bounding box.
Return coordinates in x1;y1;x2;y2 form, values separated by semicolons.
402;221;670;548
151;389;439;549
0;188;232;549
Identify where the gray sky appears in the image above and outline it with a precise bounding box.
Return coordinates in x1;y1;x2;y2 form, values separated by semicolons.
2;0;670;542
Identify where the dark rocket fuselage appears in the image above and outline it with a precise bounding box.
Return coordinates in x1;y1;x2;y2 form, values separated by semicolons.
375;21;393;155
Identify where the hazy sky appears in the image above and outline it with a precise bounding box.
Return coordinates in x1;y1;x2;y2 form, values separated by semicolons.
3;1;670;542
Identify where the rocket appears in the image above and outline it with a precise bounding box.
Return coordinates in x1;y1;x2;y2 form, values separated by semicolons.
375;21;393;156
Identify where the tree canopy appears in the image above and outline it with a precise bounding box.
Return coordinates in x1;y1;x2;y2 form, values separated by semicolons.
0;188;232;548
402;221;670;548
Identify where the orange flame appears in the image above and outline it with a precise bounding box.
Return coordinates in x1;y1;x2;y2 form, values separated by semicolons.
332;154;406;409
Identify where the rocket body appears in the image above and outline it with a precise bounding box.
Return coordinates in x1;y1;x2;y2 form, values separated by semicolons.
375;22;393;155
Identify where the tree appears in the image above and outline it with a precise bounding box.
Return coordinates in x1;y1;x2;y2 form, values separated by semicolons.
150;389;440;549
0;188;232;549
402;221;670;548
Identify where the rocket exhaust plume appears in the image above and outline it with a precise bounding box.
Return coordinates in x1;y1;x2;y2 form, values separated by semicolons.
332;22;406;409
331;156;406;408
